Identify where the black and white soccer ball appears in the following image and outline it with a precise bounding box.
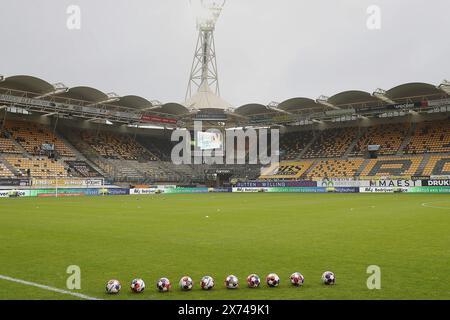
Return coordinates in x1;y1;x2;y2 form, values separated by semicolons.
266;273;280;287
246;274;261;288
157;277;171;292
200;276;215;290
225;275;239;289
106;279;121;294
290;272;305;287
321;271;336;285
130;278;145;293
179;276;194;291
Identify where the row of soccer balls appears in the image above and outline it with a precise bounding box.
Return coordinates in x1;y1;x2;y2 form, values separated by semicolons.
106;271;336;294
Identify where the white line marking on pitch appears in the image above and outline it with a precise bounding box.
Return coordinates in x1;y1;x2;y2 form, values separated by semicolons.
421;201;450;209
0;275;102;300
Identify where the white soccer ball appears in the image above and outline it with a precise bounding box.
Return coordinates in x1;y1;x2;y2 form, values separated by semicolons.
105;279;121;294
321;271;336;285
130;278;145;293
200;276;215;290
266;273;280;287
179;276;194;291
246;274;261;288
290;272;305;287
157;277;172;292
225;275;239;289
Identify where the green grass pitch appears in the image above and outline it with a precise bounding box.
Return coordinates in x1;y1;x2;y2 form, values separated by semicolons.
0;193;449;300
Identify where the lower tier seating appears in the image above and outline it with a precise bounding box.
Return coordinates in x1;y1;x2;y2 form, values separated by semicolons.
360;156;423;177
0;162;14;178
5;156;67;178
260;161;314;179
66;160;101;178
422;155;450;176
307;159;365;178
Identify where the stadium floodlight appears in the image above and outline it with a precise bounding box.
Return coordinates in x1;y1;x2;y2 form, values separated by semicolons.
373;88;396;104
438;80;450;95
35;82;69;99
186;0;226;100
316;95;340;110
191;0;226;31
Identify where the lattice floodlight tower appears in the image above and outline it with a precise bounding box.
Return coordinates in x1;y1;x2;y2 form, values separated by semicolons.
186;0;226;100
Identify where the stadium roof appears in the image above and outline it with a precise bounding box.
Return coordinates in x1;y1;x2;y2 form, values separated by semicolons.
0;75;54;94
160;103;189;115
110;95;154;110
386;82;445;100
1;75;449;119
328;90;382;108
234;104;270;116
56;86;108;103
278;98;330;113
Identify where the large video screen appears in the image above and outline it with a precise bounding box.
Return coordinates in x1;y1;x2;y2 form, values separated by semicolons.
197;131;223;150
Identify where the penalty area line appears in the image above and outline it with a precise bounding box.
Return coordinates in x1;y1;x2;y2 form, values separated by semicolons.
0;274;102;300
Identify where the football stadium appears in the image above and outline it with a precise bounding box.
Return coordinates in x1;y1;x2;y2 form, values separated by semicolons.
1;1;450;303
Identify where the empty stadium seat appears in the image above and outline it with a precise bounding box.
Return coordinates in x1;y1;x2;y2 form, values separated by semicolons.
351;124;410;156
5;156;67;178
304;128;358;158
0;162;14;178
4;120;75;157
422;155;450;176
404;120;450;154
0;138;22;154
360;156;423;177
280;131;314;160
79;131;158;161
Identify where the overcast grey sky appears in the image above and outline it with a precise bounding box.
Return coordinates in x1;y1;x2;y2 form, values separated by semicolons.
0;0;449;107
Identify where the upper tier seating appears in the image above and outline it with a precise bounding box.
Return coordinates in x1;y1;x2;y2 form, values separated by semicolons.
351;124;410;156
3;121;75;157
0;138;22;154
280;132;314;160
303;128;357;158
307;158;364;178
80;131;158;161
404;120;450;154
360;156;423;177
5;156;67;178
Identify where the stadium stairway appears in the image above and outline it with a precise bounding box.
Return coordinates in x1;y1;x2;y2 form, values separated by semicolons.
415;153;432;176
10;138;29;156
55;131;107;178
296;134;318;160
303;159;319;178
344;127;367;157
59;129;115;180
397;122;416;155
0;154;20;176
355;158;371;177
